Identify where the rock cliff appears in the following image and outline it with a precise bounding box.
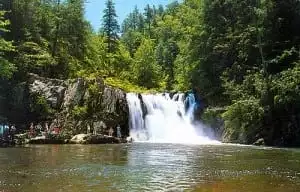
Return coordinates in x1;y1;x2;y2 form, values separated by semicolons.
4;74;129;137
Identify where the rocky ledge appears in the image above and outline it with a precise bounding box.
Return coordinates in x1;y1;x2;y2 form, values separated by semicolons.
27;135;66;144
13;132;130;145
69;134;127;144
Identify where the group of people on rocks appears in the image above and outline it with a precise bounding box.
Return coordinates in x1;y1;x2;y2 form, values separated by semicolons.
107;124;122;138
2;121;123;140
87;122;122;138
0;124;17;144
29;121;61;137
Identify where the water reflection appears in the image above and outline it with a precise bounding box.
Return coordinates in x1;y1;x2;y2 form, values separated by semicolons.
0;144;300;192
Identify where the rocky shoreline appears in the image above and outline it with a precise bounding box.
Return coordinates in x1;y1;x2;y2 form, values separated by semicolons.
11;133;130;146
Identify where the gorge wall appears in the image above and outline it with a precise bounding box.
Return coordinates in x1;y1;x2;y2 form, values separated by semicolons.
0;74;129;137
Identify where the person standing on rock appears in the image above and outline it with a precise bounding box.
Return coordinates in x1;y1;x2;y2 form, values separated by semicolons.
10;125;16;142
108;127;114;137
36;124;42;135
45;122;49;133
29;123;35;137
116;124;121;138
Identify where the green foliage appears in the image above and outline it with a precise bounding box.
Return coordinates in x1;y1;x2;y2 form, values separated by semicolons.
81;34;108;75
131;38;162;89
0;11;16;79
201;107;225;135
104;77;160;93
71;105;88;119
222;98;264;143
272;63;300;106
30;94;54;119
121;29;143;57
1;0;90;79
14;41;55;77
101;0;120;53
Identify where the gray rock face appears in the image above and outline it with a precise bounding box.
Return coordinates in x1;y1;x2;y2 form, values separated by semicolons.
63;78;86;109
28;73;67;109
8;74;129;137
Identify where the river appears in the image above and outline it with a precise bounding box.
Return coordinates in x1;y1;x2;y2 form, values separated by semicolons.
0;144;300;192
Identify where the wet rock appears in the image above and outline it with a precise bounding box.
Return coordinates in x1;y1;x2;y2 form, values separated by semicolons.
0;138;15;147
14;133;28;145
27;135;65;144
138;93;148;119
126;136;133;143
70;134;127;144
253;138;265;146
69;134;88;144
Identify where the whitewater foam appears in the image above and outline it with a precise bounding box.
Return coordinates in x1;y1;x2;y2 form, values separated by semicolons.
126;93;220;145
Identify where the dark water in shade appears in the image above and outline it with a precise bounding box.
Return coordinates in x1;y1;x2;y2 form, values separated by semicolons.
0;144;300;192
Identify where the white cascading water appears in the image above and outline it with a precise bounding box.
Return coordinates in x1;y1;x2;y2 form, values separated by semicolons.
126;93;219;144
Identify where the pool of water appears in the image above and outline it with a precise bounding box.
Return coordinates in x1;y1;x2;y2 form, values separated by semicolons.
0;143;300;192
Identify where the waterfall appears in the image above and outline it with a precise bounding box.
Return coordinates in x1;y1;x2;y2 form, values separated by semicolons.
126;93;219;144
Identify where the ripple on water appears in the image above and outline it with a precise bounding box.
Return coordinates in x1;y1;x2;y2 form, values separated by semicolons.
0;144;300;192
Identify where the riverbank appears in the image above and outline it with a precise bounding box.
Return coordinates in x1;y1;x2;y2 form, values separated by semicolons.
8;133;129;147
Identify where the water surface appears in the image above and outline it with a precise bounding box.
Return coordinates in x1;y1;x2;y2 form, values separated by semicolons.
0;144;300;192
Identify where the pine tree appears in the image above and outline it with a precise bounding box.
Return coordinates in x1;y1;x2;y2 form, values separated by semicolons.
143;4;154;37
101;0;119;53
157;5;164;16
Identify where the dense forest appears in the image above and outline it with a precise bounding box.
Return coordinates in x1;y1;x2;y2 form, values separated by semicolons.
0;0;300;146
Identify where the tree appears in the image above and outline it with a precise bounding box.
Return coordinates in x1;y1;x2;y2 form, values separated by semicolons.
101;0;120;54
0;11;15;79
81;34;108;75
157;5;164;16
64;0;88;60
121;6;141;33
143;4;155;37
14;41;54;78
121;29;143;57
132;38;162;88
154;14;181;90
121;7;145;57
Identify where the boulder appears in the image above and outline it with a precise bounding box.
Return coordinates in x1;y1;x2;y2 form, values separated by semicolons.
70;134;89;144
14;133;28;145
70;134;127;144
27;135;65;144
253;138;265;146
